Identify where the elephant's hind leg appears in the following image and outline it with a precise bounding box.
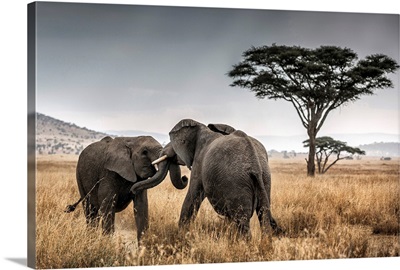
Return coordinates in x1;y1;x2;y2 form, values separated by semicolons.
99;194;117;234
256;203;282;236
229;206;252;240
83;198;99;228
234;217;251;240
268;214;283;235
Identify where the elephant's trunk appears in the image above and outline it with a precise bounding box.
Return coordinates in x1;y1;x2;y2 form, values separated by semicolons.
169;162;188;189
131;160;170;193
154;153;188;190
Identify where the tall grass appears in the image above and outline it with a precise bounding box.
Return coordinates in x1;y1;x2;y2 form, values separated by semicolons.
35;156;399;268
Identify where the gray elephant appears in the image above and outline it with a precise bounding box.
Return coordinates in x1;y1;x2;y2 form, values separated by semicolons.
65;136;188;242
132;119;279;238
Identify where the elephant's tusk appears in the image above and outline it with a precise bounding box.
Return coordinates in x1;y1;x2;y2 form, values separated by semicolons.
152;154;168;165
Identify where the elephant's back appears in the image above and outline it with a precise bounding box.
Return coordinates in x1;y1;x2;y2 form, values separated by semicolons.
76;140;109;196
77;140;108;172
204;135;255;169
202;136;257;215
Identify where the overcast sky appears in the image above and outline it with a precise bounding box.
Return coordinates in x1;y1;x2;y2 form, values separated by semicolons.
35;2;399;137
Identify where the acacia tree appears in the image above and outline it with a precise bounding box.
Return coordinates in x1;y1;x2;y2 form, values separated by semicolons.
228;44;399;176
303;136;365;174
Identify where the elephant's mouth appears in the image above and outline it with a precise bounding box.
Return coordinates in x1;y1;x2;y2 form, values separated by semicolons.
140;165;157;180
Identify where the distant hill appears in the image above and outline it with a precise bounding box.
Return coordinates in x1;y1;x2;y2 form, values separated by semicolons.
36;113;109;155
35;113;399;157
255;133;399;155
359;142;399;157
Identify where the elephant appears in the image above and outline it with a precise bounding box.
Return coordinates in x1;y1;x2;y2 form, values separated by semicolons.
65;136;188;242
131;119;280;238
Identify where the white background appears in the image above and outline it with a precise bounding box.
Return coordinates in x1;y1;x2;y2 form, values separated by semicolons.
0;1;399;270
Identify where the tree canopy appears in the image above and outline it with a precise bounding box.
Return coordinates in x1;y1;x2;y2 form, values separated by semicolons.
303;136;365;174
228;44;399;176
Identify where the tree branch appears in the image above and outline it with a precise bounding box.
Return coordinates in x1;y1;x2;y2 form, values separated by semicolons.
290;98;309;128
322;150;331;173
323;153;346;173
316;103;335;133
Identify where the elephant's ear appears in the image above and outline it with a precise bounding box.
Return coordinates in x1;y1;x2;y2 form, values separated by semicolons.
104;140;137;183
170;119;200;134
207;123;236;135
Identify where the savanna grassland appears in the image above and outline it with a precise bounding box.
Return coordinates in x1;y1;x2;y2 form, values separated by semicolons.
35;155;399;269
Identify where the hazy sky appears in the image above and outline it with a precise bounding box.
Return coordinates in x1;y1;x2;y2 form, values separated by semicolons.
35;2;399;137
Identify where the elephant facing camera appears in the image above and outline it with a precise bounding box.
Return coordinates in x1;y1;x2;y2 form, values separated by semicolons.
65;135;188;242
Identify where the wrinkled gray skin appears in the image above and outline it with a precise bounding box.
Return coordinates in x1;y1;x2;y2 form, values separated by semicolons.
66;136;188;242
133;119;280;238
207;123;280;234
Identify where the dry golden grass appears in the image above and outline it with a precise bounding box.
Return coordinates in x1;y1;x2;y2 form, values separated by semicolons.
36;155;399;268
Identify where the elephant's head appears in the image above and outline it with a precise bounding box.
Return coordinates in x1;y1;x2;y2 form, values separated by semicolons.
159;120;236;170
169;119;205;169
104;136;162;183
167;121;237;168
207;123;236;135
130;142;189;192
130;119;205;193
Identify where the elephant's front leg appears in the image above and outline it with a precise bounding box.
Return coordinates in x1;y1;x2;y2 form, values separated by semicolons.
133;189;149;242
179;176;205;228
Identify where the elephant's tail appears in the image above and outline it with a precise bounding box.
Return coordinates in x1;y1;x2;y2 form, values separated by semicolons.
232;131;268;203
234;131;281;234
250;173;270;210
243;135;271;218
65;176;106;213
65;197;83;213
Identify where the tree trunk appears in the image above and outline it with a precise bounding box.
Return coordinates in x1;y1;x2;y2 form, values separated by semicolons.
316;153;322;174
307;126;317;177
307;139;316;176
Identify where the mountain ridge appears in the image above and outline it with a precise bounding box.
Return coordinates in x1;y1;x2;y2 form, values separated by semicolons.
36;113;109;155
35;113;399;156
255;133;399;153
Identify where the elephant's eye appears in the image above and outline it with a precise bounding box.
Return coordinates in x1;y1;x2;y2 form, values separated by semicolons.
142;150;148;156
